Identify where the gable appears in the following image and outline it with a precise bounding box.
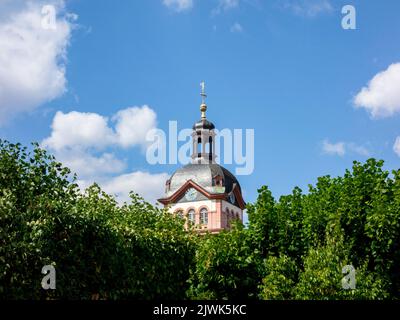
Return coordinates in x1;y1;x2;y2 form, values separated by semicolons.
158;179;245;209
175;190;209;204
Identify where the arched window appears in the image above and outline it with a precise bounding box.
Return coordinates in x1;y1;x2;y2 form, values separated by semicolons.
197;137;202;154
200;208;208;225
213;175;223;187
188;209;195;224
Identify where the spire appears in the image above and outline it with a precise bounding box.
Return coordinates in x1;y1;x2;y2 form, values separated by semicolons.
191;81;216;164
200;81;207;120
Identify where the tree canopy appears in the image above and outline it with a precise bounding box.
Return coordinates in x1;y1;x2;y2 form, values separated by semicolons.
1;140;399;299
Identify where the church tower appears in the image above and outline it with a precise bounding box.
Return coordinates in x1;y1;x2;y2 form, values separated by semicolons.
158;83;246;233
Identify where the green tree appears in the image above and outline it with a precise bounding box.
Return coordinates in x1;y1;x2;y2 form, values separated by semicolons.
187;224;259;300
2;140;399;300
0;140;195;299
258;254;298;300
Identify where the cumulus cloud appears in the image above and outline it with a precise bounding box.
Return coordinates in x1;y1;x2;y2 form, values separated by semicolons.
0;0;75;124
56;150;127;179
322;140;345;156
354;63;400;118
113;106;157;149
42;111;115;151
347;143;370;157
283;0;333;17
42;105;156;151
212;0;240;15
221;0;240;10
42;105;168;204
230;22;243;33
322;140;370;157
162;0;193;12
100;171;169;204
393;137;400;157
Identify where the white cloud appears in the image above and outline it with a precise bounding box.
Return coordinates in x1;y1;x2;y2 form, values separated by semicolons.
283;0;333;17
393;137;400;157
354;63;400;118
322;140;345;156
322;140;370;157
42;111;115;151
76;171;169;205
100;171;170;204
113;106;157;149
163;0;193;12
230;22;243;33
219;0;239;10
56;150;126;179
43;105;168;204
42;105;156;151
347;143;370;157
0;0;75;124
212;0;239;15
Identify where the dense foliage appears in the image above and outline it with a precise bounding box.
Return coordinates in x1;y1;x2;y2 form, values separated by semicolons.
0;141;195;299
190;159;400;300
1;140;399;299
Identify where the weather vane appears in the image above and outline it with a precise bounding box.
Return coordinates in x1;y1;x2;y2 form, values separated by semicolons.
200;81;207;105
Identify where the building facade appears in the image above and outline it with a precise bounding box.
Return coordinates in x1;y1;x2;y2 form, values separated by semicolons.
158;83;245;233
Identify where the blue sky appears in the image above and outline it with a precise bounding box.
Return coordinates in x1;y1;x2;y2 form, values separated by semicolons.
1;0;400;206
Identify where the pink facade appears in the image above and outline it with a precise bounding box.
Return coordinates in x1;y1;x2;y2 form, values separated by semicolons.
169;199;243;233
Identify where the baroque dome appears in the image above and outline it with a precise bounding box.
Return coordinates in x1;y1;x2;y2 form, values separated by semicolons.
192;119;215;130
166;163;241;197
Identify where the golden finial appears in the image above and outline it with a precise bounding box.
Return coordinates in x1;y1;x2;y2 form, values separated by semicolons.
200;81;207;119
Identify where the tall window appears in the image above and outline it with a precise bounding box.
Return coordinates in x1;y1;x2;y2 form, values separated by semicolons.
197;137;202;154
205;142;210;153
188;209;195;224
213;175;223;186
200;208;208;225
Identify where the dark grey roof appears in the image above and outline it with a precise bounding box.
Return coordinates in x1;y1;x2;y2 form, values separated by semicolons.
167;163;241;196
192;119;215;130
